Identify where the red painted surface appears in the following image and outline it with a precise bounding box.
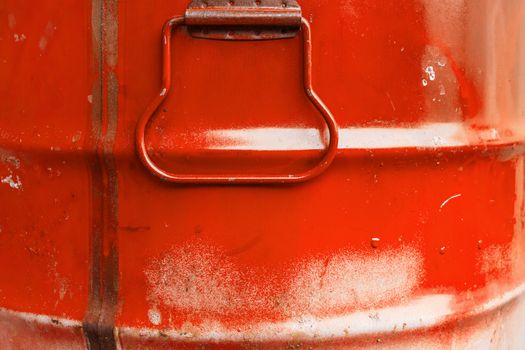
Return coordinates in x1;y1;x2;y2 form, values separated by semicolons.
0;0;91;325
1;0;525;349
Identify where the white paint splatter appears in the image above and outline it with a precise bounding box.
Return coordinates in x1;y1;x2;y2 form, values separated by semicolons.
87;95;93;104
13;33;26;42
204;123;475;151
425;65;436;81
1;175;22;190
148;308;162;326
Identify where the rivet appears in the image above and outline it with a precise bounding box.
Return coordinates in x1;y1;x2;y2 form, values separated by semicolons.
282;1;287;7
229;0;235;5
371;237;380;249
255;0;261;5
439;246;446;255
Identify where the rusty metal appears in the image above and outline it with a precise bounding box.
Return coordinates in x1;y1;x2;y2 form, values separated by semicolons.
82;0;120;349
136;14;339;184
185;0;301;40
185;0;301;26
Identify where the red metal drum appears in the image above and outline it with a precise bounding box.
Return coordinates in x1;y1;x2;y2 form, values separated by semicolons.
1;1;525;349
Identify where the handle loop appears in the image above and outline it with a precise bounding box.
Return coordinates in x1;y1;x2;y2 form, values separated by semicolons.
136;16;338;184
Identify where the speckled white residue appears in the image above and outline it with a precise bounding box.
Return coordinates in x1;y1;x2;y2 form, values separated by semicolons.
145;241;424;317
1;174;22;190
284;246;424;314
479;245;511;276
145;241;261;313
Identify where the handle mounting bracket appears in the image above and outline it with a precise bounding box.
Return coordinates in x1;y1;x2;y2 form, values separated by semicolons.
185;0;301;40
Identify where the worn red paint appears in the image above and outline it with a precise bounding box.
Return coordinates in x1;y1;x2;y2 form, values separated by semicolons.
1;0;525;349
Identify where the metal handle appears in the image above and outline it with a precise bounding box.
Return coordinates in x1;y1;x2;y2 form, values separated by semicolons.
136;15;339;184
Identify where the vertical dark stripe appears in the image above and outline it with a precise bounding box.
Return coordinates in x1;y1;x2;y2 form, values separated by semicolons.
83;0;104;348
97;22;120;346
84;0;119;349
